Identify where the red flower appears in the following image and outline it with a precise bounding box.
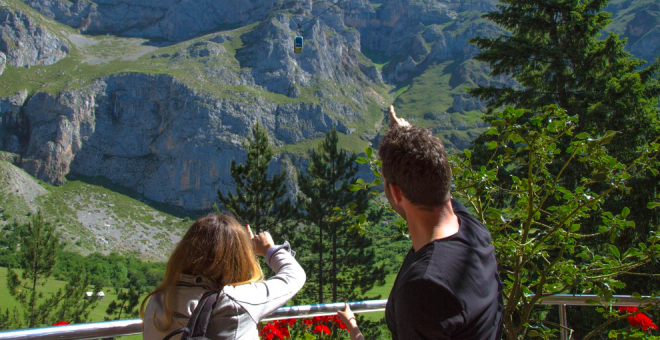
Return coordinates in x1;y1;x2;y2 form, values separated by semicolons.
628;313;658;331
618;306;639;314
52;321;70;326
280;326;290;339
259;323;285;340
619;307;658;331
304;318;313;326
330;315;348;330
313;324;331;335
312;316;323;324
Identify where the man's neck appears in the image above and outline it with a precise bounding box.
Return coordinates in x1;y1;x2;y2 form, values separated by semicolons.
406;202;460;252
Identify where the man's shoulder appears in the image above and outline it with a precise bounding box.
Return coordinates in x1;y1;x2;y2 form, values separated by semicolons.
451;199;494;245
394;275;463;313
397;260;453;296
451;199;481;226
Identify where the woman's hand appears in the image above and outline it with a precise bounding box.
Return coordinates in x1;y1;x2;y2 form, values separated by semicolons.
246;224;274;256
338;302;364;340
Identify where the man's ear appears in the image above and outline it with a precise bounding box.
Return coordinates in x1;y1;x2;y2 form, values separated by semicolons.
389;183;404;205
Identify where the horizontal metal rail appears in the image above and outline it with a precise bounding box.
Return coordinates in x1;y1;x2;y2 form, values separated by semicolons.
0;295;657;340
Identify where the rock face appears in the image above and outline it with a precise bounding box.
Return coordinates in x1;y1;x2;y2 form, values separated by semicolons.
343;0;502;83
0;7;70;67
605;1;660;64
0;0;384;211
626;8;660;64
2;73;358;210
21;0;277;42
0;89;28;152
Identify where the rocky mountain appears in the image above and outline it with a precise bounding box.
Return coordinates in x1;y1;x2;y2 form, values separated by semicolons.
1;0;658;243
0;5;70;67
605;0;660;65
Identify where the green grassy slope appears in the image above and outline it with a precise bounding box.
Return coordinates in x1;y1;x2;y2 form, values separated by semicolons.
390;61;487;150
0;158;192;260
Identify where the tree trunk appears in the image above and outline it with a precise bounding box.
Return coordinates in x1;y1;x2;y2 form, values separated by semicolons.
30;227;40;328
332;221;337;302
318;223;324;304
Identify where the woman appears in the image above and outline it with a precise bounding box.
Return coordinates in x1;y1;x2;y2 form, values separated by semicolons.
141;213;305;339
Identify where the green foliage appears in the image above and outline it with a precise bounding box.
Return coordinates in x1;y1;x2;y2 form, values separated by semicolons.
348;146;407;240
470;2;660;335
218;122;294;234
105;286;140;321
54;252;165;293
0;308;20;331
0;221;22;268
295;129;386;304
2;211;102;329
450;105;660;339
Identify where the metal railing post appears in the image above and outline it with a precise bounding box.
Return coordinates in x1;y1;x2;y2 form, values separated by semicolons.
559;304;568;340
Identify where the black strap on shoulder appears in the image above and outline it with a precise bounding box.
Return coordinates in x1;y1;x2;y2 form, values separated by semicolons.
189;291;220;338
162;326;190;340
161;291;221;340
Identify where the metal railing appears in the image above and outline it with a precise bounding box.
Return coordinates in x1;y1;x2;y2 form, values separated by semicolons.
0;295;657;340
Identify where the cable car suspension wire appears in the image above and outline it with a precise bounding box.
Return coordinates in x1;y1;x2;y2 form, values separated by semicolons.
294;0;346;53
297;0;346;35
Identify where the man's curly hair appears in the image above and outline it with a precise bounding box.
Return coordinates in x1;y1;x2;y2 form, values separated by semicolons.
378;125;452;208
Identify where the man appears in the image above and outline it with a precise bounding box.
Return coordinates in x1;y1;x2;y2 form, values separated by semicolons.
339;106;503;340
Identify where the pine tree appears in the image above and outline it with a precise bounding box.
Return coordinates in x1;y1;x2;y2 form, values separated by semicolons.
467;0;660;254
469;0;660;161
217;122;294;234
105;286;140;320
0;308;21;331
296;129;386;304
5;211;101;328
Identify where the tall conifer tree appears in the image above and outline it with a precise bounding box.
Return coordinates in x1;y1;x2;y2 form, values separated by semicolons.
296;129;385;304
468;0;660;245
469;0;660;161
218;122;294;234
5;211;101;328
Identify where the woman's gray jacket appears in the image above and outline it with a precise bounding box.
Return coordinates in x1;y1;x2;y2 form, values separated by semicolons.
143;244;306;339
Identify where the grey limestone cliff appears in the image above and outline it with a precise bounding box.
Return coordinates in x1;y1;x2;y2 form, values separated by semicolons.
21;0;277;42
1;73;362;210
343;0;502;83
0;7;70;67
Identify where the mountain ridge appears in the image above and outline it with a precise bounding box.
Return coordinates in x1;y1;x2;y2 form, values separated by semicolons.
1;0;658;211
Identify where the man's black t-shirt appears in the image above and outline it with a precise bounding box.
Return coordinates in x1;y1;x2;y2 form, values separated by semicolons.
385;199;503;339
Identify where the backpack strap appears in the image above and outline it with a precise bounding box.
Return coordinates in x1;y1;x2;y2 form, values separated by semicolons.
162;327;190;340
189;291;220;338
161;291;221;340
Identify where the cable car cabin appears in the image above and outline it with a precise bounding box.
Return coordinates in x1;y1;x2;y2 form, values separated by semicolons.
294;36;303;53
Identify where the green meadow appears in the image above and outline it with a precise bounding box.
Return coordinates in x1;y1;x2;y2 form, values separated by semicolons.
0;267;142;339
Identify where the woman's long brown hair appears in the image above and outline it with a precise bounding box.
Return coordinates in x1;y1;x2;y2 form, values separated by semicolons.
140;213;263;330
